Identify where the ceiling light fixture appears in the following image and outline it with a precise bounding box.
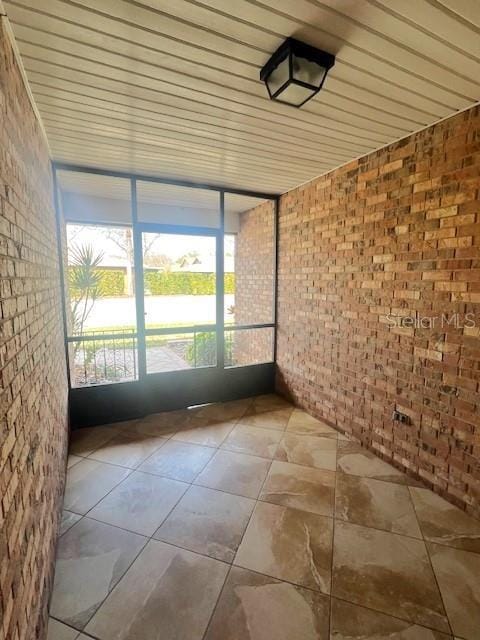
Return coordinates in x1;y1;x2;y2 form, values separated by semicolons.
260;38;335;108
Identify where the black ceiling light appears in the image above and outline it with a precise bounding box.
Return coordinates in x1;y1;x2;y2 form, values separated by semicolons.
260;38;335;108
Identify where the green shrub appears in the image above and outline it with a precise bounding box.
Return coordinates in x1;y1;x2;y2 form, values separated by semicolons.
145;271;235;295
68;267;125;297
224;273;235;294
186;332;217;367
69;267;235;297
99;270;125;296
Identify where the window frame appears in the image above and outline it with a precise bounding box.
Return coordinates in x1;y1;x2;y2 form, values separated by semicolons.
54;164;278;390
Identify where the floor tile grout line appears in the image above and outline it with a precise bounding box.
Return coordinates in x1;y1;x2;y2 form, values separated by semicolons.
80;434;214;534
407;484;455;636
200;449;275;640
57;398;467;639
49;576;457;640
329;424;340;637
61;417;260;638
66;456;447;545
71;524;150;638
200;566;233;640
69;423;128;458
86;432;173;467
56;399;266;627
69;467;218;634
67;424;456;547
67;470;474;550
74;436;339;476
72;417;354;477
210;561;458;638
66;466;136;517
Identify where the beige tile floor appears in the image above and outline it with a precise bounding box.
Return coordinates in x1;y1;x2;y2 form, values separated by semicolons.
48;394;480;640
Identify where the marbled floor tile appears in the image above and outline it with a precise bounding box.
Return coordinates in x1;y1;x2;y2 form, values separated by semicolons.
428;542;480;640
410;487;480;553
235;501;333;593
63;459;131;515
171;420;236;447
88;433;167;469
67;454;82;469
335;473;422;538
137;440;215;482
131;408;193;436
240;408;293;431
330;599;452;640
47;618;79;640
102;419;141;433
50;518;146;630
336;440;406;484
275;434;337;471
85;540;229;640
195;398;252;423
249;394;293;413
194;450;271;499
59;511;82;537
204;566;330;640
88;471;188;536
221;424;283;458
154;485;255;562
286;409;338;438
332;521;450;633
69;425;120;457
259;460;335;517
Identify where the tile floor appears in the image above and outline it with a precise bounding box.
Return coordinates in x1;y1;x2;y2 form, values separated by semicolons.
47;394;480;640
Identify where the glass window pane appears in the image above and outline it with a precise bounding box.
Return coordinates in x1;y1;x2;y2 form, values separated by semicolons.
266;55;290;95
137;181;219;228
66;223;136;337
146;331;216;373
292;55;327;88
143;233;217;330
276;82;314;107
57;171;132;225
224;195;275;326
70;333;138;387
224;233;235;326
224;327;274;367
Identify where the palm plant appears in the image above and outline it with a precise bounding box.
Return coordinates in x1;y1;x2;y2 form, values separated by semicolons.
68;243;104;337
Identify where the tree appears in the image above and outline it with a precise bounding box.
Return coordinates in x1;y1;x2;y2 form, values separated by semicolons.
99;228;162;294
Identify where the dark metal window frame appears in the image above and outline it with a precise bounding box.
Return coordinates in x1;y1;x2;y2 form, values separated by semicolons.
53;162;279;403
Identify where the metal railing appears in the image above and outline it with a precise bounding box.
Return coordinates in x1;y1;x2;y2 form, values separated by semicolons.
70;329;137;386
68;324;274;386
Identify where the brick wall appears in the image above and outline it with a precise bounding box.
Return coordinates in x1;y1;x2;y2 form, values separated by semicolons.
275;105;480;518
234;200;275;365
0;19;68;640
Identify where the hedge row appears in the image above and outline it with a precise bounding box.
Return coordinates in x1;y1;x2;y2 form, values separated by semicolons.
68;267;235;297
100;270;125;296
145;271;235;295
68;267;125;297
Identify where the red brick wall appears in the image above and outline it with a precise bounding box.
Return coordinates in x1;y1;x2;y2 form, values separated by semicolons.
276;105;480;518
0;20;69;640
233;201;275;365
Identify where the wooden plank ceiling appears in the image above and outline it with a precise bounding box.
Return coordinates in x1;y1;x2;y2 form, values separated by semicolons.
4;0;480;195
